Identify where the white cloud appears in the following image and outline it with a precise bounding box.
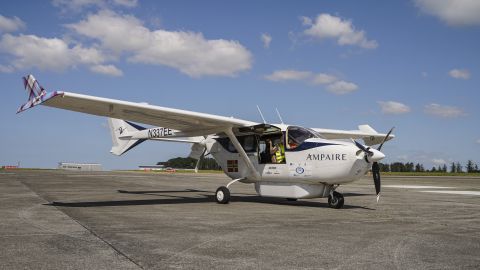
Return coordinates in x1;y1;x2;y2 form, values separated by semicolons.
302;13;377;49
90;64;123;76
66;10;153;53
112;0;138;7
52;0;106;11
432;158;447;165
449;68;470;79
424;103;466;118
264;70;312;81
311;73;337;85
0;64;14;73
414;0;480;26
300;16;313;26
0;34;79;71
378;101;411;114
0;33;106;72
67;10;252;77
265;69;358;95
326;80;358;95
0;15;25;33
261;33;272;48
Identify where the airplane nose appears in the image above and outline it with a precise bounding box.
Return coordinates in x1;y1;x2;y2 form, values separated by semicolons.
369;149;385;162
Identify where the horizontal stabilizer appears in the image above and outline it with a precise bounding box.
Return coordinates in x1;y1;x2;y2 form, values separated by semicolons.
108;118;146;156
358;125;378;134
313;124;394;146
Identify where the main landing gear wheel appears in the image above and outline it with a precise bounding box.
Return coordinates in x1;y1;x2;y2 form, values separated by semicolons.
215;186;230;204
328;191;344;209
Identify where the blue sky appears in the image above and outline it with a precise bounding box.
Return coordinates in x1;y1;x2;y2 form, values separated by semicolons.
0;0;479;170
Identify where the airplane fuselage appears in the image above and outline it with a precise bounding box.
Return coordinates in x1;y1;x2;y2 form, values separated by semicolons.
209;137;369;185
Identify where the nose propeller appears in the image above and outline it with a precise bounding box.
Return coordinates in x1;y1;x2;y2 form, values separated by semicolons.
353;127;394;202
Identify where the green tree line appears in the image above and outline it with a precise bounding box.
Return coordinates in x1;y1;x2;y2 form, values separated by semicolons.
379;160;480;173
157;157;222;170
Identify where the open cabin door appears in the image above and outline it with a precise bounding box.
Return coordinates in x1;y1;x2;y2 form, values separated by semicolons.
238;124;289;180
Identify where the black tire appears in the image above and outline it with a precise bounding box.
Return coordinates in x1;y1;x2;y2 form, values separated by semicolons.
215;186;230;204
286;198;298;201
328;191;344;209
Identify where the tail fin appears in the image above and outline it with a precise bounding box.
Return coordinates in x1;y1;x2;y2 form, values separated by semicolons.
108;118;146;156
358;124;378;134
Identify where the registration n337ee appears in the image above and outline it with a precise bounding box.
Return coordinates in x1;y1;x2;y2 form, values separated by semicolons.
17;75;394;209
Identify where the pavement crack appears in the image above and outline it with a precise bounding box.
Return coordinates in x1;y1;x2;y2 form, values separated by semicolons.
65;216;145;270
163;237;220;263
16;178;145;270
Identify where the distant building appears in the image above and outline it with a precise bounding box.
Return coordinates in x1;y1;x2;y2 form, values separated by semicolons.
1;165;18;170
58;162;102;171
139;165;165;171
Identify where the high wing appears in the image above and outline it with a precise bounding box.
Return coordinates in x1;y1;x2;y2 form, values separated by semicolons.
313;125;394;146
18;75;257;136
42;92;257;135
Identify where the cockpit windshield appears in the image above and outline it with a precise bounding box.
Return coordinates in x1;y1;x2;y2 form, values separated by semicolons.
287;126;324;149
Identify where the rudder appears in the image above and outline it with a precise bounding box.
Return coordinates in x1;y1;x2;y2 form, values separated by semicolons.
108;118;146;156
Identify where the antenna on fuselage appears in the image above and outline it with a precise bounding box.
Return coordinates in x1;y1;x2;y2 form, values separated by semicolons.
275;108;284;124
256;105;267;124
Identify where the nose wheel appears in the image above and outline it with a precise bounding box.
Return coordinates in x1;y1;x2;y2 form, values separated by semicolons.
215;186;230;204
328;191;344;209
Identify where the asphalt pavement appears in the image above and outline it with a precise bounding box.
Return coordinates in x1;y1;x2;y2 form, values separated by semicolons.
1;170;479;269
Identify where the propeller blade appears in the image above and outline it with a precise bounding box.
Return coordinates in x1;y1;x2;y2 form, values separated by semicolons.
372;162;381;202
194;147;207;173
377;127;395;151
352;139;373;155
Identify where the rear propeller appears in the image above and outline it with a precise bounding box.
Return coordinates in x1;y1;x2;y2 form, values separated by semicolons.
353;127;394;202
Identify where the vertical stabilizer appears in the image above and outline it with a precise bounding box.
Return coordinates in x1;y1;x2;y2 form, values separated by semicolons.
108;118;146;156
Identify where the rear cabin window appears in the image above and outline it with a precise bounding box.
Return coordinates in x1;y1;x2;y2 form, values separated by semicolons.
217;135;257;153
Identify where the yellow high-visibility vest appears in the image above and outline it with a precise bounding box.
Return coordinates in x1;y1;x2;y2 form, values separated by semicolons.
275;143;285;163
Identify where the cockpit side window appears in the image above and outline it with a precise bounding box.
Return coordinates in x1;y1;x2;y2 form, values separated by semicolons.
287;126;319;149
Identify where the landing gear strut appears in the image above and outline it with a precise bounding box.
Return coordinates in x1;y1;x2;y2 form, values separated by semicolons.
328;191;344;209
215;178;244;204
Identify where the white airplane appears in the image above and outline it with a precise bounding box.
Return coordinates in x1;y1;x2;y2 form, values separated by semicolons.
17;74;394;209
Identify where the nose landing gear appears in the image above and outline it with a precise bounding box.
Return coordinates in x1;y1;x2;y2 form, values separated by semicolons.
328;191;344;209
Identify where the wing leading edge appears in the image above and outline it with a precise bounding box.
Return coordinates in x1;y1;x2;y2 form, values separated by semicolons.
41;92;257;135
17;75;257;136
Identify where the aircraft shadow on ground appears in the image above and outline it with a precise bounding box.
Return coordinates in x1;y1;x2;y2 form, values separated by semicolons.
46;189;374;210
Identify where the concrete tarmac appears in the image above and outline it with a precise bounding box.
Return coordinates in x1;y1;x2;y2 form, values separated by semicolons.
1;170;479;269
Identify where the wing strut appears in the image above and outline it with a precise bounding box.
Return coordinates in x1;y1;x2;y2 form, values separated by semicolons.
225;128;261;180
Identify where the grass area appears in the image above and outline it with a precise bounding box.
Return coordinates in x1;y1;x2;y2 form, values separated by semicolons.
118;169;224;174
382;171;480;177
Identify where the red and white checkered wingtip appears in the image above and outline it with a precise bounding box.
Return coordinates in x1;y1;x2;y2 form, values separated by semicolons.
17;74;62;114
